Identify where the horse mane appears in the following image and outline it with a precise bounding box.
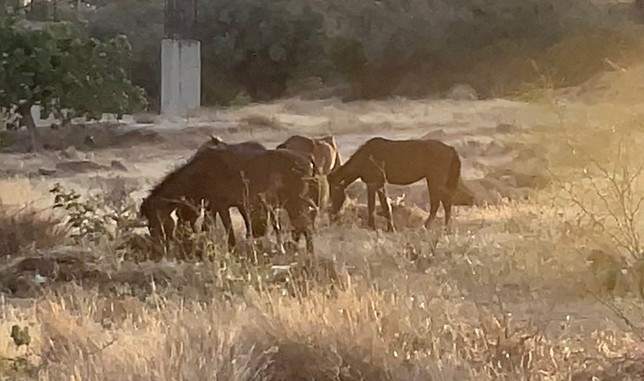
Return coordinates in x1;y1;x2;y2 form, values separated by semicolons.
145;150;205;201
328;137;385;184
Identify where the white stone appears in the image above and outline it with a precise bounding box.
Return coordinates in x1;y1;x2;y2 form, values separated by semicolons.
446;84;478;101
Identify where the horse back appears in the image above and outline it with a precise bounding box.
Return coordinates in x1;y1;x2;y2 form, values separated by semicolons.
354;138;458;185
198;136;266;154
277;135;315;153
278;134;340;175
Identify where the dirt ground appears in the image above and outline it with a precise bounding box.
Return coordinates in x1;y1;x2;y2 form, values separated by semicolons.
0;96;554;217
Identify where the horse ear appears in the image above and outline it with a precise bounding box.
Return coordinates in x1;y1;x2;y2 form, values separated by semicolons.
321;135;336;146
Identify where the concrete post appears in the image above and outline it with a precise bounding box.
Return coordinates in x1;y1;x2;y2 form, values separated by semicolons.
161;39;201;116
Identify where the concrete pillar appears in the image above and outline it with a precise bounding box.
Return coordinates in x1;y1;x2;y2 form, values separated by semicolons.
161;39;201;116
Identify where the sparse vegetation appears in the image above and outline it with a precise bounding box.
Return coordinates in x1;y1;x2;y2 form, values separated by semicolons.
0;206;66;258
50;181;141;244
561;136;644;262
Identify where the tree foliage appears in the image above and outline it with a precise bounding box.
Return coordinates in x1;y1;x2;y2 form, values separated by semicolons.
197;0;327;102
87;0;163;108
86;0;631;105
0;15;146;138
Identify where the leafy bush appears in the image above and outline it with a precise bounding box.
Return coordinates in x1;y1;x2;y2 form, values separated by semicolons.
50;182;140;244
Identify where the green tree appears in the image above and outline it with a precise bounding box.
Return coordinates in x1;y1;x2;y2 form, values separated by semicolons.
0;16;146;150
87;0;163;109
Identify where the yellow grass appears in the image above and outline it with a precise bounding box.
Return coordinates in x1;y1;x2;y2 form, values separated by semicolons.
0;178;43;208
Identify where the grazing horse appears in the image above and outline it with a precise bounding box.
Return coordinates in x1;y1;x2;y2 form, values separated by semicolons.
140;144;316;252
277;135;341;219
202;135;318;243
327;137;462;231
277;135;341;175
172;136;267;237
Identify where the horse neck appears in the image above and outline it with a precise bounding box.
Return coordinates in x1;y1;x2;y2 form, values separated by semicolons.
333;155;360;186
149;183;173;202
148;166;196;204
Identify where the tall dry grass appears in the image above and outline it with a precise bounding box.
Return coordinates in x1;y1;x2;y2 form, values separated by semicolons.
0;178;67;258
1;188;643;380
0;270;640;381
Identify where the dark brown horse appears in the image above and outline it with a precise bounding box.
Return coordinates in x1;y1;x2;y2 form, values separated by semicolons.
144;137;266;240
141;144;316;252
195;136;267;236
202;135;318;243
327;137;462;231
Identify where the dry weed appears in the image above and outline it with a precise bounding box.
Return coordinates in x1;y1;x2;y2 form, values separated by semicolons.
0;279;638;381
0;208;66;258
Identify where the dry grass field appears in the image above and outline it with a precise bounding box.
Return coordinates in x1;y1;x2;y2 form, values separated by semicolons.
2;65;644;380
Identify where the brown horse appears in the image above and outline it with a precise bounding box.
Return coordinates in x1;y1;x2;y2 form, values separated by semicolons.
201;135;318;242
168;136;267;238
277;135;341;217
327;137;462;231
194;135;267;235
277;135;341;175
141;144;316;252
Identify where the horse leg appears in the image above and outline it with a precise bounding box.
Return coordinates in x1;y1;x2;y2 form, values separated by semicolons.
239;207;253;239
161;214;175;241
219;208;236;250
376;186;395;232
269;206;283;246
424;179;441;229
441;193;454;232
366;183;377;230
200;209;217;233
152;212;173;249
291;225;313;255
304;229;314;255
177;207;194;232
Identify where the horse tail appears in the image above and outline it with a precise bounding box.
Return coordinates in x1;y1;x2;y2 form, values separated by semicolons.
446;148;461;192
